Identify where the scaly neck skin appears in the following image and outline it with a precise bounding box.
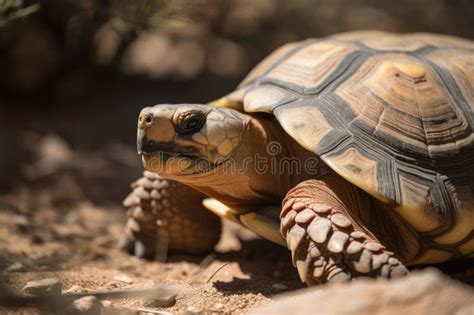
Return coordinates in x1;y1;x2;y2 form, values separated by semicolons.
174;115;321;212
242;115;319;201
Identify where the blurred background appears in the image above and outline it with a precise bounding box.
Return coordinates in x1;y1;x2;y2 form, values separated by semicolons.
1;0;473;200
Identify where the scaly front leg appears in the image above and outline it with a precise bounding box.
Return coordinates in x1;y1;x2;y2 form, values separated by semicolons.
281;175;408;285
120;171;221;258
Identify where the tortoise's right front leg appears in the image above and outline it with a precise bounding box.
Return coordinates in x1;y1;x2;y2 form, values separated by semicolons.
120;171;221;258
281;175;408;285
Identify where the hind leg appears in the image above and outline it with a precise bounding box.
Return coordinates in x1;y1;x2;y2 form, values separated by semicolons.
120;171;221;258
281;176;408;285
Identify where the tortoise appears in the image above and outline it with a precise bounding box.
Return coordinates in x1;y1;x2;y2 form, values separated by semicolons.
121;31;474;285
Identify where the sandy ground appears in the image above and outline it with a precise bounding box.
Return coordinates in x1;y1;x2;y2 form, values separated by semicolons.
0;172;302;314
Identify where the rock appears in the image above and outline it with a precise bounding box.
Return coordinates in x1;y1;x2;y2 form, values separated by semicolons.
250;269;474;315
113;274;133;284
145;291;177;307
23;277;62;296
69;295;102;315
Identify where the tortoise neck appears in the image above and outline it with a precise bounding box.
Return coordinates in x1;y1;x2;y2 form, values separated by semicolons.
181;115;323;211
240;115;323;202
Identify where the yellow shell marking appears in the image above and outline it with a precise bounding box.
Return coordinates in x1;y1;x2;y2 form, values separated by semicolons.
382;61;426;79
203;199;286;246
243;85;292;113
409;248;453;265
202;198;241;224
458;237;474;256
277;105;333;152
396;176;440;232
434;206;474;245
324;147;389;203
240;212;286;246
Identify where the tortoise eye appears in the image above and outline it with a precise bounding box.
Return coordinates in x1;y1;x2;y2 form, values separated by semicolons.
177;112;206;135
186;118;200;130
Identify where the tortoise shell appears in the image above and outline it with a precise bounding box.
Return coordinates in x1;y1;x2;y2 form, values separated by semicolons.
215;31;474;256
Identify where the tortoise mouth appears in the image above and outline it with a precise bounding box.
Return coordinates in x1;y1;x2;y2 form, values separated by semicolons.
138;137;198;156
140;150;203;163
138;137;207;160
140;147;219;175
138;136;236;175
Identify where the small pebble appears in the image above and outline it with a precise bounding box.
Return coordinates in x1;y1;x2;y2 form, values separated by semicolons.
272;270;283;278
136;308;173;315
14;215;30;231
145;292;178;307
187;306;201;313
113;274;133;284
64;285;85;294
5;262;23;272
106;282;118;289
213;303;224;310
272;283;288;290
23;277;62;296
101;300;112;307
70;295;102;315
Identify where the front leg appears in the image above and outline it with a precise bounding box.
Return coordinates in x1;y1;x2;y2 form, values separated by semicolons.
281;176;408;285
120;171;221;258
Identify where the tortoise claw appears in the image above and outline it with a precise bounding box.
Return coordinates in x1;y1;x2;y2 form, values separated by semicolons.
134;241;147;258
295;250;312;283
328;271;351;283
390;264;409;278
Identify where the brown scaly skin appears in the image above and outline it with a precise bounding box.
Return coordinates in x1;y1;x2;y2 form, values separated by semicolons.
281;175;408;284
120;171;221;258
126;103;411;284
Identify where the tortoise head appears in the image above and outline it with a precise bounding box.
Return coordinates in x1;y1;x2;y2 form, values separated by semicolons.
137;104;248;176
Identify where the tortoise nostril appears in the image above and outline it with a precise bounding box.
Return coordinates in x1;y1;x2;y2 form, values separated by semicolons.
144;113;153;124
140;112;154;126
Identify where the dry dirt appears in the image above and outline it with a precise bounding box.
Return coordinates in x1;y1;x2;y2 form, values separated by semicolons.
0;195;305;314
0;134;472;315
